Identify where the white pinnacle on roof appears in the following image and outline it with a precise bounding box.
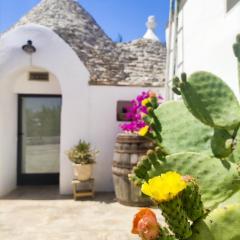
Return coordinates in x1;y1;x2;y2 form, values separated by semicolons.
143;16;160;42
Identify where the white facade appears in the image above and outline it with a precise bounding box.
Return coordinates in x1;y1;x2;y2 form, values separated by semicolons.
0;24;163;196
167;0;240;97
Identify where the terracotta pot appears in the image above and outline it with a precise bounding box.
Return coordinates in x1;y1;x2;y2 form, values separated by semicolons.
72;163;93;181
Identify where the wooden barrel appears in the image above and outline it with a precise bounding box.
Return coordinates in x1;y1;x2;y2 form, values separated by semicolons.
112;133;152;206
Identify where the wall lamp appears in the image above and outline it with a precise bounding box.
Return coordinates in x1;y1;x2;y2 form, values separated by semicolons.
22;40;36;54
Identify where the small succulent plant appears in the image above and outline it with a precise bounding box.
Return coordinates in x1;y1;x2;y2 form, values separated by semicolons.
66;140;98;164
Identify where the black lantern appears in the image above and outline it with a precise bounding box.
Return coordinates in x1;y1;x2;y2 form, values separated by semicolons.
22;40;36;54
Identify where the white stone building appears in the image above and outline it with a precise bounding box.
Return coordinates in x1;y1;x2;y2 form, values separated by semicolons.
0;0;166;196
166;0;240;98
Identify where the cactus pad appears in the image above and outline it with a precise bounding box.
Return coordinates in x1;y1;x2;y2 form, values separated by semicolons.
219;190;240;207
211;128;233;158
181;178;205;221
228;127;240;164
233;34;240;61
189;204;240;240
131;152;240;209
159;197;192;239
179;71;240;129
164;153;240;209
154;101;213;155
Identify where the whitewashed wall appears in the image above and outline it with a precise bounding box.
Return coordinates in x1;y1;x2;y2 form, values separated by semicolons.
167;0;240;96
0;24;164;196
13;67;61;94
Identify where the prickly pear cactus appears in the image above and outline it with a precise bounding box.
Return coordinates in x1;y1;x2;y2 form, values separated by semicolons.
173;72;240;129
153;101;213;155
131;151;240;209
189;204;240;240
233;34;240;87
233;34;240;61
130;50;240;239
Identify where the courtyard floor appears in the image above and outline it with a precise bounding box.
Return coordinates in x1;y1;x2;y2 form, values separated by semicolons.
0;186;163;240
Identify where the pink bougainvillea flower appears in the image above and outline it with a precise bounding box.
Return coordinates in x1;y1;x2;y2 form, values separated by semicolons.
132;208;160;240
119;91;163;133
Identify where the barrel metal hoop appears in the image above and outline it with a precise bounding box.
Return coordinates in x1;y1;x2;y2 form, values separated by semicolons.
112;167;131;176
116;134;148;144
112;161;136;169
114;149;148;154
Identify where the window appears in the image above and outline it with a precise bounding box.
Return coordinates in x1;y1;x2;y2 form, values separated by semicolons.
116;101;132;122
226;0;240;12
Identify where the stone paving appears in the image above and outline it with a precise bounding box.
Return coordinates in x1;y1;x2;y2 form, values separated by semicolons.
0;186;163;240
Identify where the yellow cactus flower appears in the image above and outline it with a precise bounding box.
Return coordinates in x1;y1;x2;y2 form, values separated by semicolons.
141;171;187;202
138;126;149;136
141;98;151;106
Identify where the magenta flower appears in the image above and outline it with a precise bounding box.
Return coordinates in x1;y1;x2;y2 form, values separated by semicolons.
119;91;163;133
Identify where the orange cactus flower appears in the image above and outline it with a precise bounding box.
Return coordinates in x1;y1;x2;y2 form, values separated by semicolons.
132;208;160;240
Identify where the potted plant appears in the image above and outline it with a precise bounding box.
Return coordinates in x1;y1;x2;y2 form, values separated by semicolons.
67;140;98;181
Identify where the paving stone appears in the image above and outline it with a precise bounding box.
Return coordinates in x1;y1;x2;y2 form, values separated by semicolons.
0;186;164;240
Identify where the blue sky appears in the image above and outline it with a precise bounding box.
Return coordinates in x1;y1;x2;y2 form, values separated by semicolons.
0;0;169;42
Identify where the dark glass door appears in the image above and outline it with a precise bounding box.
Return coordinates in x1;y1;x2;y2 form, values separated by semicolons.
17;95;61;185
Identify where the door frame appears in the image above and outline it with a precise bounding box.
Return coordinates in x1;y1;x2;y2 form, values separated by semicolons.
17;94;62;185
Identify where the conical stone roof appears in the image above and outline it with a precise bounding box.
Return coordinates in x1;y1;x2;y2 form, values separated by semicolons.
14;0;166;86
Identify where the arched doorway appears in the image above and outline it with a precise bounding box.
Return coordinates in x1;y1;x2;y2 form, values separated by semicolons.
14;67;62;185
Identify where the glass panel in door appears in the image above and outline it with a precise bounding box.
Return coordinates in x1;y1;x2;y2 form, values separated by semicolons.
18;95;61;185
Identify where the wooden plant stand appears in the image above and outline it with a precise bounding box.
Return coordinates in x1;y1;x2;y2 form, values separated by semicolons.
72;178;95;200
